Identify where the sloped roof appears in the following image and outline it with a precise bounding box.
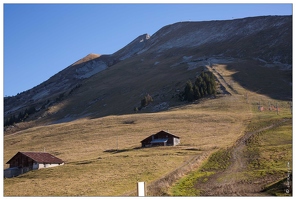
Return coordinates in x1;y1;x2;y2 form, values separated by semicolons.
156;130;180;138
6;152;64;164
141;130;180;142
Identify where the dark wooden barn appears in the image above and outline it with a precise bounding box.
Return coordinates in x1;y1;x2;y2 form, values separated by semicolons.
4;151;64;178
141;130;180;147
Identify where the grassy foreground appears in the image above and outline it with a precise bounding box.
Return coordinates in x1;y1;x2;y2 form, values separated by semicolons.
169;102;292;196
4;94;252;196
4;61;292;196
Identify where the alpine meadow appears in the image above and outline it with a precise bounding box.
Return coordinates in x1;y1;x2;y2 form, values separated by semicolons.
4;15;292;196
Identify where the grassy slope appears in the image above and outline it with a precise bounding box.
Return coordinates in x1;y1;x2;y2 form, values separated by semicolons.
4;94;250;196
39;51;197;124
169;111;292;196
4;60;292;196
168;63;292;196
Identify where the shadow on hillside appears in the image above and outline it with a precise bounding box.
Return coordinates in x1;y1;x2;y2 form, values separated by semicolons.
261;176;292;196
103;147;142;154
225;61;292;101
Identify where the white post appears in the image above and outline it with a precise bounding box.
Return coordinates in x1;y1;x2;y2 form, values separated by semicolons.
137;182;146;196
117;135;118;151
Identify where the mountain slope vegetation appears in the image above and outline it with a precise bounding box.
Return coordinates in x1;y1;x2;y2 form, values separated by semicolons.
3;15;292;196
4;15;291;133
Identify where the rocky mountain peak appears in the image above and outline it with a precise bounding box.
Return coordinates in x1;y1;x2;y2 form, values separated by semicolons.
4;15;292;133
71;53;101;66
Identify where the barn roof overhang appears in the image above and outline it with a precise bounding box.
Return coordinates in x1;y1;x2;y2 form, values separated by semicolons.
6;152;64;164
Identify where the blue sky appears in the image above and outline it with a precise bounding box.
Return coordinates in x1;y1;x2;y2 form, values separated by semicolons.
2;3;293;96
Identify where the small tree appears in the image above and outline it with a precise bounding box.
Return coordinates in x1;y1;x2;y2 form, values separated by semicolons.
141;94;153;108
17;111;24;122
193;84;201;99
184;80;194;102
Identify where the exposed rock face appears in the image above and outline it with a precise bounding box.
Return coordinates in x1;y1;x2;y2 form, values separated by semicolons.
113;33;150;60
139;16;291;64
4;15;292;128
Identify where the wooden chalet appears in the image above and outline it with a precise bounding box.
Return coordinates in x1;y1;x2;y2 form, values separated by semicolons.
4;151;64;178
141;130;180;147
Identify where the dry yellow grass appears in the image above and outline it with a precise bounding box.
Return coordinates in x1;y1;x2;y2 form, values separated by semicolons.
4;61;291;196
4;93;253;196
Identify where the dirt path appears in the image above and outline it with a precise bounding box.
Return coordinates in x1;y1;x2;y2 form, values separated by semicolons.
206;65;237;95
196;119;288;196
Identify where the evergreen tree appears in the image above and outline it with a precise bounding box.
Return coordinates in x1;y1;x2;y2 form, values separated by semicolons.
9;115;16;126
202;80;208;95
182;71;217;102
207;82;213;95
17;111;24;122
141;98;146;108
199;86;204;97
184;80;194;102
193;84;200;99
211;79;217;95
195;76;202;86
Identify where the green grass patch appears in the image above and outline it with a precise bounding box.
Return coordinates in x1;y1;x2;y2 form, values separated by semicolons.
170;171;215;196
170;148;231;196
245;119;292;180
170;111;292;196
201;148;231;171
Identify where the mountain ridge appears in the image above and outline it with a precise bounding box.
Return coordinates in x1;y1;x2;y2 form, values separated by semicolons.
4;15;292;133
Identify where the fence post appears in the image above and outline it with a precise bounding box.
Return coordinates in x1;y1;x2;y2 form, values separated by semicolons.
137;182;146;196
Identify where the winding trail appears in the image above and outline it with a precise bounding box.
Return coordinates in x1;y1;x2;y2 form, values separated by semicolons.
197;118;289;196
123;64;289;197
